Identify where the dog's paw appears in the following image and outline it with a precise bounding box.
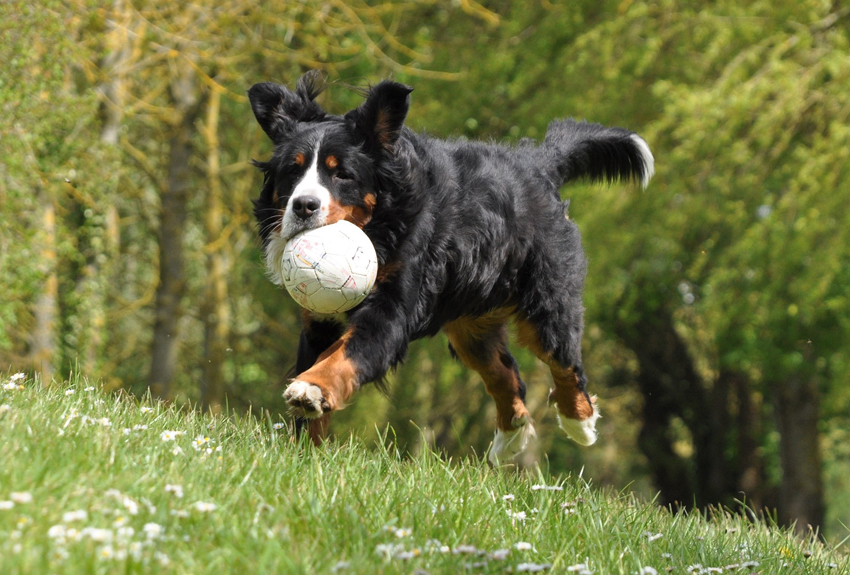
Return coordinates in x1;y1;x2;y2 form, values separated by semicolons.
283;380;330;419
555;407;600;446
489;419;536;466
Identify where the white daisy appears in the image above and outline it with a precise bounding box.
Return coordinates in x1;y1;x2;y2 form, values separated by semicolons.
10;492;32;504
194;501;217;512
160;430;182;442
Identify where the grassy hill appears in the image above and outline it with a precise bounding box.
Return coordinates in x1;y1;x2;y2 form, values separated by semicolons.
0;373;846;574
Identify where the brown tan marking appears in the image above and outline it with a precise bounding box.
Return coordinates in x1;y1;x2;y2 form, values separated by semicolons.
515;318;595;421
325;155;338;169
295;330;359;444
294;152;305;166
326;192;376;228
444;309;530;432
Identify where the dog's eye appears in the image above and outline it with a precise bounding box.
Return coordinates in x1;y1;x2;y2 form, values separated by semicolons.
294;152;305;167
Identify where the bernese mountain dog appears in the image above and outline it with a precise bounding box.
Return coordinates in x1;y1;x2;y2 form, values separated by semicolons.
248;71;654;464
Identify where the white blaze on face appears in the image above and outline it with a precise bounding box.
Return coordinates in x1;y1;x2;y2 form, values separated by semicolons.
280;143;331;240
265;141;332;285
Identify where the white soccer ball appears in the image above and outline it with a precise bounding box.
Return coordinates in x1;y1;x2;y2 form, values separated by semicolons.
280;220;378;314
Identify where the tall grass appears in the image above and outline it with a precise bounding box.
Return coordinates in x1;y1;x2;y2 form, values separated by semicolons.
0;372;846;574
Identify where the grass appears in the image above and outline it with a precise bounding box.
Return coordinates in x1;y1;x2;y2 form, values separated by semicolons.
0;372;847;574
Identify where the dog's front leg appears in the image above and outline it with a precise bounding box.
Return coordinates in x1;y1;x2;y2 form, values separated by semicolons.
285;285;414;443
285;332;359;444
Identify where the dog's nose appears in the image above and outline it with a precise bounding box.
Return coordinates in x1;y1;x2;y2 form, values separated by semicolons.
292;196;321;220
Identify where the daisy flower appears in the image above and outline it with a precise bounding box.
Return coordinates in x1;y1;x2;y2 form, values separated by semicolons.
10;492;32;504
165;484;184;498
160;430;182;442
194;501;217;512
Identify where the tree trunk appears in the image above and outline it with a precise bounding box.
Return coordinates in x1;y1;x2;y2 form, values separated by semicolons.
148;68;201;400
30;187;58;386
617;307;702;507
199;87;230;413
774;374;824;535
86;0;129;376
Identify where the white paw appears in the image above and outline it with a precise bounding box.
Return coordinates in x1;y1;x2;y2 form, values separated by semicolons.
283;380;326;419
555;406;600;446
489;421;536;466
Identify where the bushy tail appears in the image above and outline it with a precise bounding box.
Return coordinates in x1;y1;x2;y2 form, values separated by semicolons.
544;119;655;189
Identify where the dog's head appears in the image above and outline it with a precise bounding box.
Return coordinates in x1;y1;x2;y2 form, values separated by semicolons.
249;72;412;254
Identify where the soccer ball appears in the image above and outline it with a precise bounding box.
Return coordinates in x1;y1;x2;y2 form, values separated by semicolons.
280;221;378;314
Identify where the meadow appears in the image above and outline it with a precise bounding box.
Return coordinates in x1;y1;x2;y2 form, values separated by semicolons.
0;372;847;574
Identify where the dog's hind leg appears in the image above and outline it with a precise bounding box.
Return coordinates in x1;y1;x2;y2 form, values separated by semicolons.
444;313;535;466
516;318;599;446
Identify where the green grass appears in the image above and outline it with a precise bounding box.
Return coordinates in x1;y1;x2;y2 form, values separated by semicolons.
0;373;847;574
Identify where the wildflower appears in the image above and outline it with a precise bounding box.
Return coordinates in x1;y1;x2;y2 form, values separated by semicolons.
3;382;22;391
566;564;590;573
375;543;405;559
133;424;148;431
452;545;478;555
172;445;185;456
331;561;350;572
395;549;421;560
154;552;170;566
0;404;11;414
97;418;112;427
160;430;182;442
516;563;553;572
273;423;286;430
48;525;67;539
140;406;154;413
85;386;95;392
192;435;211;451
643;532;663;542
394;527;412;538
10;492;32;504
508;510;527;521
81;527;113;543
62;510;88;522
122;497;139;515
143;522;164;540
514;542;534;551
531;485;563;491
0;501;14;510
10;373;25;382
740;562;759;569
640;568;658;575
116;526;135;540
503;494;516;501
65;389;75;396
194;501;217;512
490;549;511;560
662;554;673;560
165;484;184;498
170;509;189;518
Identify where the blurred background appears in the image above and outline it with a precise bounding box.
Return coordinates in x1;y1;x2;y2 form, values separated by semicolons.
2;0;849;542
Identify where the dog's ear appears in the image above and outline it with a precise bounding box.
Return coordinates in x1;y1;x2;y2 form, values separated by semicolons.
345;81;413;152
248;71;326;141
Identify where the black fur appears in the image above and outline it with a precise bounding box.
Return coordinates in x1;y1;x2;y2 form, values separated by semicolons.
249;74;653;423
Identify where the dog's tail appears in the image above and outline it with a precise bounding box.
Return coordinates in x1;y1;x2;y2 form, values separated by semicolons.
543;119;655;189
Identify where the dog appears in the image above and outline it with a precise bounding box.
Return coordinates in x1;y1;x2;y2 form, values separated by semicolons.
248;72;654;464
